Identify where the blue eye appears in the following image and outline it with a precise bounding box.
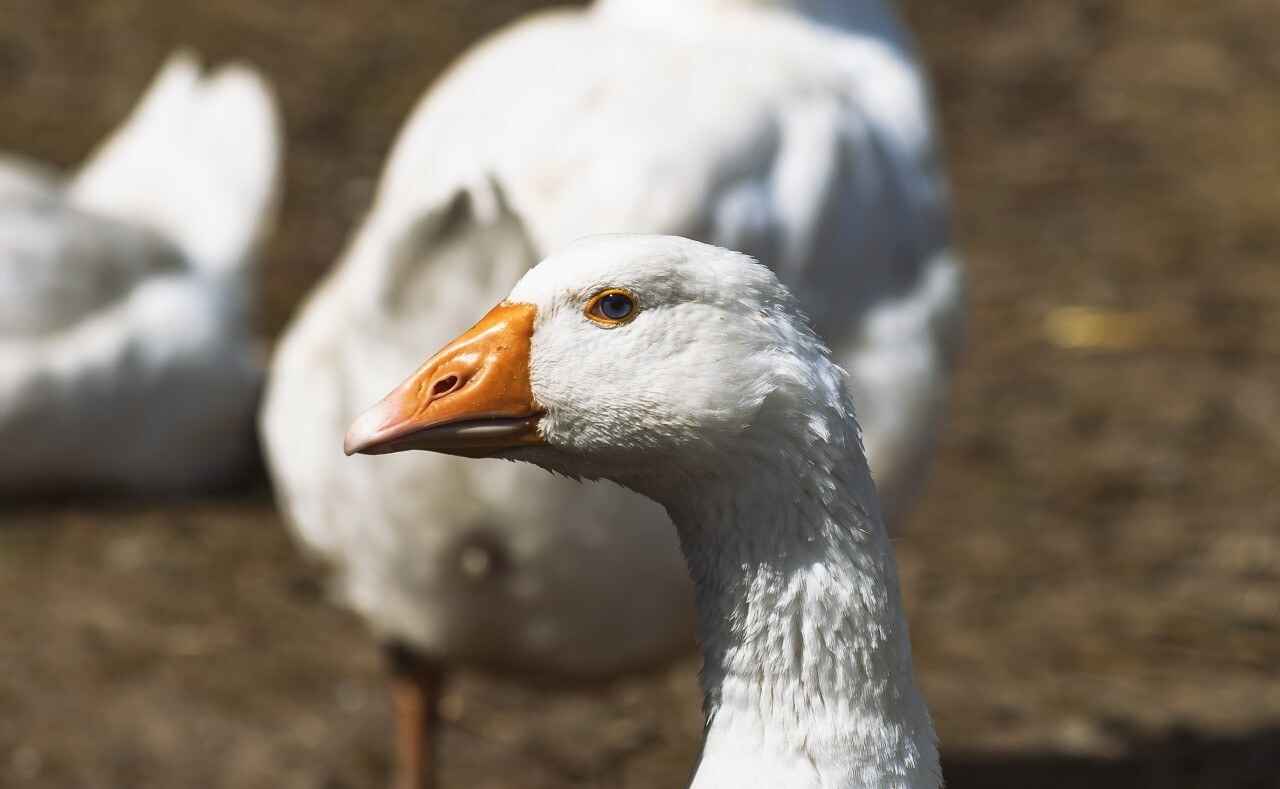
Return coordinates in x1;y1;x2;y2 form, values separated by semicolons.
586;290;637;324
599;293;633;319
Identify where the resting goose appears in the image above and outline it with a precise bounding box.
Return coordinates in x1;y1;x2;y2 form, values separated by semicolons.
262;0;960;783
0;51;281;492
346;234;941;789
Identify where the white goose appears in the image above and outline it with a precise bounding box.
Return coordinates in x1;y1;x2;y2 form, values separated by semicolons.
262;0;960;783
346;233;941;789
0;51;281;492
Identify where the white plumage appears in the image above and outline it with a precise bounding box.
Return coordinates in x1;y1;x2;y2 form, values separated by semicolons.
0;52;282;492
263;0;960;782
346;233;942;788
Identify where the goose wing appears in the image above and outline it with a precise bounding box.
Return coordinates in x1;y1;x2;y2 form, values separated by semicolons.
0;174;183;335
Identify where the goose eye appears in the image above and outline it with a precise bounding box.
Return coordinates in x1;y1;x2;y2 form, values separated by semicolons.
585;289;637;325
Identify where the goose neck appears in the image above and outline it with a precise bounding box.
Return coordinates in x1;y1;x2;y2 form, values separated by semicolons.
659;429;939;787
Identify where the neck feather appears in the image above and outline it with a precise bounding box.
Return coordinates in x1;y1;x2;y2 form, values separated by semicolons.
653;399;939;788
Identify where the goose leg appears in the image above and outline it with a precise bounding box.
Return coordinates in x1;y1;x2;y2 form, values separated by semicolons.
384;643;442;789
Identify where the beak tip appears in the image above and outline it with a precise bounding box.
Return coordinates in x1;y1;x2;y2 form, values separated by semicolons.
344;402;389;457
342;428;368;457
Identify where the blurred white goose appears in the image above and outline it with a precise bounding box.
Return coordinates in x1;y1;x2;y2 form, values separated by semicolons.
346;234;942;789
0;51;281;493
262;0;960;784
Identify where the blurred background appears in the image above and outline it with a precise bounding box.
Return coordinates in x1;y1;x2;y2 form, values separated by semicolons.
1;0;1278;787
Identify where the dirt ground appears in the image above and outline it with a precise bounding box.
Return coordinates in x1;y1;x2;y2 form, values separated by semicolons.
2;0;1279;787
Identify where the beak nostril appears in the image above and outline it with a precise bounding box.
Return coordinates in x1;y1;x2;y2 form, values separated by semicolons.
431;374;461;399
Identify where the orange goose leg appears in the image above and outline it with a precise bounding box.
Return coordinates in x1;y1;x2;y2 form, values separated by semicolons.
385;643;442;789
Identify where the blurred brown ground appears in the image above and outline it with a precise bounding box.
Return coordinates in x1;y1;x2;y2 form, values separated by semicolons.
1;1;1279;787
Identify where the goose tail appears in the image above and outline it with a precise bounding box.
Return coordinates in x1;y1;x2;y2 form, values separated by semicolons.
68;49;283;276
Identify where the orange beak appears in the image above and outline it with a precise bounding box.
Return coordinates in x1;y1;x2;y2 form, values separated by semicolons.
343;301;545;458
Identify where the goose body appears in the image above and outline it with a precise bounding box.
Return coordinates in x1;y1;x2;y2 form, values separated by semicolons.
262;0;959;782
346;233;941;788
374;1;963;520
0;52;281;492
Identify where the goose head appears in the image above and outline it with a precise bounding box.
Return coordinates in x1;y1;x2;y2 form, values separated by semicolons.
345;234;939;788
345;233;842;494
